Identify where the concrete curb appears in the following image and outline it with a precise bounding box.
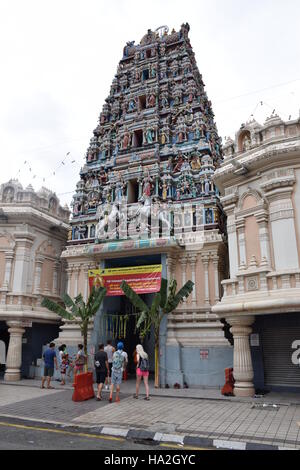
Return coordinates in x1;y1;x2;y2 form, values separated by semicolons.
0;414;298;450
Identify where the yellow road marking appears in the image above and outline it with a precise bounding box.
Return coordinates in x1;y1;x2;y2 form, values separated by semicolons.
159;443;211;450
0;421;124;442
0;421;211;449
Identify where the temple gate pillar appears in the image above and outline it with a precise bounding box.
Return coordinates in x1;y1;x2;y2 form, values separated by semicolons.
228;315;255;397
4;321;26;381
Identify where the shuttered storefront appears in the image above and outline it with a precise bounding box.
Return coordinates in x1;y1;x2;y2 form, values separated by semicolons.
261;314;300;388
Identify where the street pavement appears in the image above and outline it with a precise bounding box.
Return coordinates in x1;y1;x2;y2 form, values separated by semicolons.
0;378;300;450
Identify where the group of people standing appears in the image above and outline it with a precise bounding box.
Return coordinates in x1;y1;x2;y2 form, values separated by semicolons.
94;341;150;402
41;340;151;402
41;343;88;389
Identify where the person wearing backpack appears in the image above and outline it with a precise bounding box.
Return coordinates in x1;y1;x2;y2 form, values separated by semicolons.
134;344;150;400
109;342;127;403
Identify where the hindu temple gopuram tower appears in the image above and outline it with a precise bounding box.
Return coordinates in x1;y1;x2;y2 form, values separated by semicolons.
59;24;233;387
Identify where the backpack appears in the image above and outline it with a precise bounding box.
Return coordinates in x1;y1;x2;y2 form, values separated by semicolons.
139;356;149;372
112;351;124;370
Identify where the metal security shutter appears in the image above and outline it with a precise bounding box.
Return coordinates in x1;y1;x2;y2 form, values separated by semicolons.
261;324;300;388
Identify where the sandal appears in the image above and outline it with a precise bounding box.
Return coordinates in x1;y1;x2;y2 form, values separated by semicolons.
133;395;139;399
47;386;54;389
96;397;102;401
144;397;150;401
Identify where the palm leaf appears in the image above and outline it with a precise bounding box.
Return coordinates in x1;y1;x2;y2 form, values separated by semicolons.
150;293;161;317
90;287;106;316
120;281;149;313
41;297;74;320
136;310;148;329
62;293;77;309
62;293;80;317
165;280;194;313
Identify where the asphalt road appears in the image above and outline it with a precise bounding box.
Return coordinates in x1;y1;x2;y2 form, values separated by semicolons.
0;420;159;450
0;418;202;451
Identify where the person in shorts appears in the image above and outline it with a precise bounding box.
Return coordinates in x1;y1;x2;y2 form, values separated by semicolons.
109;342;127;403
94;343;109;401
134;344;150;400
104;340;115;390
41;342;58;389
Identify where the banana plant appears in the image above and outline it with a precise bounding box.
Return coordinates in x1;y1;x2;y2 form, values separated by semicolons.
41;287;106;371
120;278;194;388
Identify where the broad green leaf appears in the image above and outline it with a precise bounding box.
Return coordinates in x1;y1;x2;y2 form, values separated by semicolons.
120;281;149;313
165;280;194;313
41;297;73;320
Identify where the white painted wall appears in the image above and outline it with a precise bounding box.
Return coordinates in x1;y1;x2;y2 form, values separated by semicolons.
271;218;299;270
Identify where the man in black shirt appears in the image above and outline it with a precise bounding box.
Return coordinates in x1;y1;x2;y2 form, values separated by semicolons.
94;344;109;401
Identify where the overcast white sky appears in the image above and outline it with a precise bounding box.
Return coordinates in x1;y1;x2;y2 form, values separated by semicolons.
1;0;300;206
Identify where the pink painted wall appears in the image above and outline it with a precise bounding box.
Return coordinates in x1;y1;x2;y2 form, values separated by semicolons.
245;216;261;265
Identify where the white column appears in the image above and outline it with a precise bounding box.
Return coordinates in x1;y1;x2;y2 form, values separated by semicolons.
189;254;197;305
4;321;26;381
34;257;44;295
228;316;255;397
212;254;220;303
180;256;188;305
66;267;73;296
236;221;247;268
12;233;35;294
53;261;60;295
2;251;14;289
73;267;80;298
202;254;210;306
166;255;176;282
83;264;91;302
256;214;271;266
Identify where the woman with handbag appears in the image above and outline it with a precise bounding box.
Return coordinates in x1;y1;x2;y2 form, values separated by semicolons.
134;344;150;400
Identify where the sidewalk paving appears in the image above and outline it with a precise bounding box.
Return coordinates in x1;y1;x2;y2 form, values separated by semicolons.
2;377;300;404
1;378;300;450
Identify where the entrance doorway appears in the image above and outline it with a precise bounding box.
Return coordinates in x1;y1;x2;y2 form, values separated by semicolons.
103;294;155;378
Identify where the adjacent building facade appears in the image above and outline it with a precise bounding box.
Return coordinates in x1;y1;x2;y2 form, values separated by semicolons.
0;180;70;380
213;115;300;395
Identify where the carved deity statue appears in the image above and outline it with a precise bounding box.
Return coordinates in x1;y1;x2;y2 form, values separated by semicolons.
148;93;156;107
123;128;130;149
142;169;154;197
191;155;201;170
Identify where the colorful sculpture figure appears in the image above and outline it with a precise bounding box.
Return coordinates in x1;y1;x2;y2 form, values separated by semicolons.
146;128;155;144
142;170;154;197
173;154;184;173
123;128;130;149
148;93;156;107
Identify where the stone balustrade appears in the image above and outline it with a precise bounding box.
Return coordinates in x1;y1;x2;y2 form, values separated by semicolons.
221;268;300;297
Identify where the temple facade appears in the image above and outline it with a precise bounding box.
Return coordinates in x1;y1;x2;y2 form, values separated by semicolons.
59;24;232;387
0;180;70;380
212;115;300;395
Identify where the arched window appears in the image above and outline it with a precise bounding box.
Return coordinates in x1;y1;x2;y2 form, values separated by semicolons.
238;130;251;152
